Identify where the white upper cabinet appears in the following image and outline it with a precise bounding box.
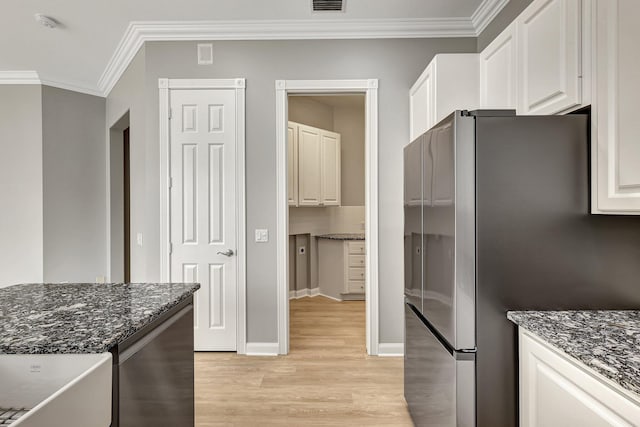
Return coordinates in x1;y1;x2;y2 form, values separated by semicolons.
297;123;322;206
516;0;582;115
480;22;518;109
410;54;479;142
410;63;434;141
320;129;341;206
290;122;341;208
591;0;640;213
287;122;299;206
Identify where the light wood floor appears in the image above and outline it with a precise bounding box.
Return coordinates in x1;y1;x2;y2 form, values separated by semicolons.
195;296;413;426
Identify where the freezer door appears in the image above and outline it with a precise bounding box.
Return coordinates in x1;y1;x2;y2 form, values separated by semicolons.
404;137;424;309
422;112;476;350
405;303;475;427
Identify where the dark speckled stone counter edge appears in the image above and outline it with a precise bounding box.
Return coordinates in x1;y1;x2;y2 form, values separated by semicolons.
508;310;640;398
316;234;365;241
0;283;200;355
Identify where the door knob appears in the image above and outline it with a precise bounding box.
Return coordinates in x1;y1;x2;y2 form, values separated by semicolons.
217;249;235;257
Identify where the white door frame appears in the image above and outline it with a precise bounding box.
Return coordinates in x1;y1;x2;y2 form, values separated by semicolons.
158;78;247;354
275;79;380;355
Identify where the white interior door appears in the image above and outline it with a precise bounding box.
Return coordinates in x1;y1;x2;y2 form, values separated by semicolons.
170;88;238;351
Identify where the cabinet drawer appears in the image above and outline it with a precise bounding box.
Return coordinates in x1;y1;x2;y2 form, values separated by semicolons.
348;268;366;281
348;241;365;254
348;255;366;267
347;281;365;293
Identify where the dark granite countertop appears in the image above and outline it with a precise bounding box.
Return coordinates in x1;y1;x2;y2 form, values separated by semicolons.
316;233;365;241
0;282;200;354
508;311;640;397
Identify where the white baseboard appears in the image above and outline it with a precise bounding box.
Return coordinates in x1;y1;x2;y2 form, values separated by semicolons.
289;287;321;299
378;343;404;357
245;342;279;356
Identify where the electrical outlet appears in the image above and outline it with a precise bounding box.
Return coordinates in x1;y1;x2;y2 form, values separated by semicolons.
298;246;306;255
95;276;106;284
255;229;269;243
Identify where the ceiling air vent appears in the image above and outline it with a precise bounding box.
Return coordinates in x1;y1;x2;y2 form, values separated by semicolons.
312;0;344;12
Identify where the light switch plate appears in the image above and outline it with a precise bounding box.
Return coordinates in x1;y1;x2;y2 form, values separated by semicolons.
136;232;143;246
255;229;269;243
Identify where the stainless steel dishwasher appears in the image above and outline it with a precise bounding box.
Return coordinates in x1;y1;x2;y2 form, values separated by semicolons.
111;299;194;427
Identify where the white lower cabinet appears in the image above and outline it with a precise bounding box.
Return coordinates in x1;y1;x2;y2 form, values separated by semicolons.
519;329;640;427
317;239;366;299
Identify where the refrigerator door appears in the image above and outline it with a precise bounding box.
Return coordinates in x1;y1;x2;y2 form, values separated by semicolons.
404;303;475;427
404;136;423;310
422;112;476;351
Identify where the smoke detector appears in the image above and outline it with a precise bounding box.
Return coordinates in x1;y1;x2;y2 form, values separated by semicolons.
34;14;58;29
312;0;345;12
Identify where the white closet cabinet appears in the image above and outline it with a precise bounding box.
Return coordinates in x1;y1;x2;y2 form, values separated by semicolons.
516;0;581;115
591;0;640;213
297;123;322;206
290;122;341;207
519;329;640;426
287;122;298;206
410;54;479;142
320;130;341;206
480;22;518;109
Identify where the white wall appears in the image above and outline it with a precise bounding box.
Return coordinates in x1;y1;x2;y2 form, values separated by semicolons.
0;85;43;287
42;86;106;283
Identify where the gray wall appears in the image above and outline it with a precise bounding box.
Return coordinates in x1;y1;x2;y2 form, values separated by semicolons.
477;0;535;52
138;38;477;344
288;97;334;130
0;85;43;287
42;86;107;283
333;102;365;206
105;47;148;282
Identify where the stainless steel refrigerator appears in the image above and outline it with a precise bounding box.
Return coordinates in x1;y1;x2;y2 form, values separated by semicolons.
403;110;640;427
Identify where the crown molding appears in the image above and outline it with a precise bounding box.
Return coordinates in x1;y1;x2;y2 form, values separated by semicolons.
40;78;105;97
471;0;510;35
98;17;478;96
0;71;41;85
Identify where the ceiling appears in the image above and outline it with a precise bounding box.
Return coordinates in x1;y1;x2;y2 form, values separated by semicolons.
0;0;507;96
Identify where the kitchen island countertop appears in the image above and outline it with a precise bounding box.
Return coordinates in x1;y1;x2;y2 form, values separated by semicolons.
508;310;640;397
0;282;200;354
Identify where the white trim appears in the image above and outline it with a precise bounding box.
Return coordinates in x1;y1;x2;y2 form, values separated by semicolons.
245;342;279;357
0;71;102;97
96;11;515;97
471;0;511;35
377;343;404;357
0;71;40;85
276;79;380;356
159;78;247;354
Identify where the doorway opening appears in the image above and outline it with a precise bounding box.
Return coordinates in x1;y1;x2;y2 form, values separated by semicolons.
109;112;131;283
287;94;367;354
276;79;380;356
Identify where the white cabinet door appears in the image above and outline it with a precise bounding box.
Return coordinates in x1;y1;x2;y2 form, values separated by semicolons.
297;124;322;206
519;329;640;427
320;129;341;206
592;0;640;214
480;22;518;109
431;54;479;125
517;0;581;115
287;121;298;206
410;63;434;141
